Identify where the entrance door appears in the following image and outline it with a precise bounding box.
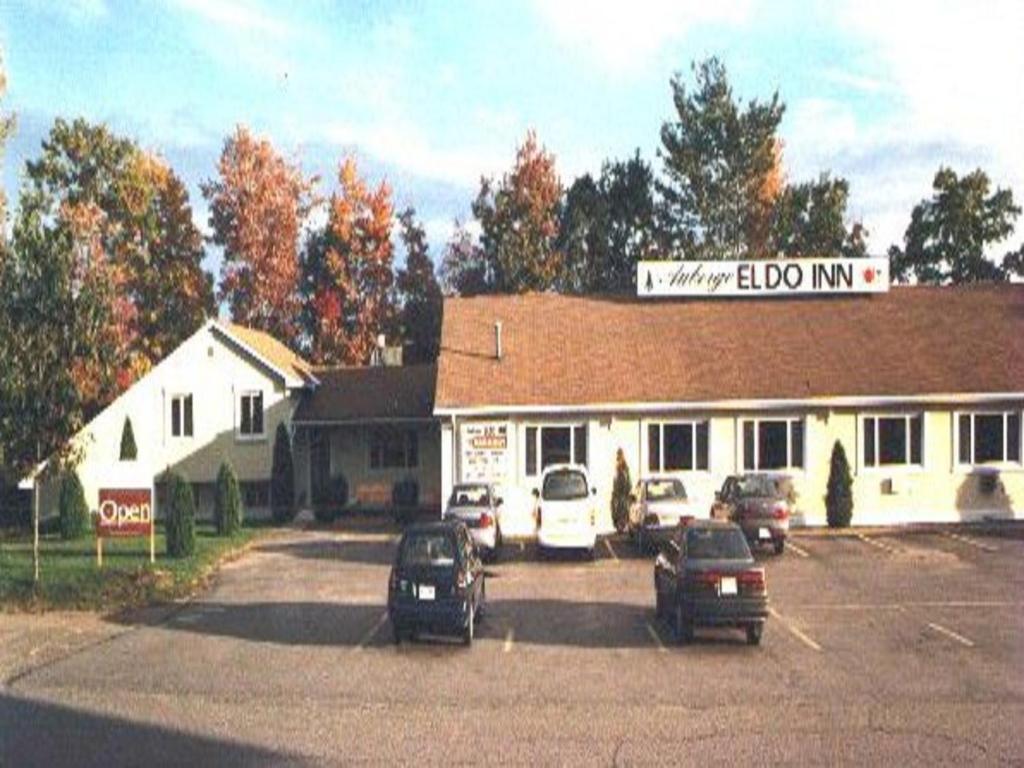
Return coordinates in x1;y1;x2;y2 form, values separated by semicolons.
310;429;331;507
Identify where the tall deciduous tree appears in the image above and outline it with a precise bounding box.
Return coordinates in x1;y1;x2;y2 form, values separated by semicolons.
204;126;315;347
889;167;1023;284
301;157;394;365
471;131;563;293
439;219;490;296
657;57;785;259
395;208;442;363
771;173;867;259
0;51;15;228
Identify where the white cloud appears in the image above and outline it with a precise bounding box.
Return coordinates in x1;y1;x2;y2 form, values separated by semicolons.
532;0;753;74
167;0;290;37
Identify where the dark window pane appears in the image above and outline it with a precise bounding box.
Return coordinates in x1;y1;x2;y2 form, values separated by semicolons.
252;392;264;435
958;415;971;464
664;424;693;470
526;427;537;476
648;425;661;472
743;421;755;470
541;427;571;469
975;414;1004;463
909;415;922;465
240;396;252;435
383;429;406;468
696;422;709;471
864;418;876;466
171;398;181;437
878;417;907;465
184;395;193;437
573;425;587;466
758;421;788;470
1008;413;1021;462
790;420;804;469
407;430;418;468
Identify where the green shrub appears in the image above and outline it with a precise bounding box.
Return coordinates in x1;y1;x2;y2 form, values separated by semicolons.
392;477;419;507
611;448;632;533
165;473;196;558
271;423;295;524
313;475;348;524
825;440;854;529
214;462;243;535
59;470;91;540
119;416;137;461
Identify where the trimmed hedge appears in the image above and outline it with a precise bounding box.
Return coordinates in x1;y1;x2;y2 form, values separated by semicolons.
611;448;632;533
119;416;137;461
392;477;419;508
59;470;91;540
825;440;854;529
165;473;196;558
214;462;244;535
271;423;295;524
313;475;348;524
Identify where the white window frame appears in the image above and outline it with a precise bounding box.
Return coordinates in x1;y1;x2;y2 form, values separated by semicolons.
646;420;711;473
237;390;265;441
954;410;1023;469
170;393;193;439
523;423;587;478
859;413;925;472
739;416;806;473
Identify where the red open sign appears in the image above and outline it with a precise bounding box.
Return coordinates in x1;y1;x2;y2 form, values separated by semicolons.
96;488;153;537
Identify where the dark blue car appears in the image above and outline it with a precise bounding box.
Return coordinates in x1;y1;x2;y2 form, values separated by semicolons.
388;521;486;645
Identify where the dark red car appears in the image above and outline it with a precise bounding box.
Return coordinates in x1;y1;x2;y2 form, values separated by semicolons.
710;473;792;555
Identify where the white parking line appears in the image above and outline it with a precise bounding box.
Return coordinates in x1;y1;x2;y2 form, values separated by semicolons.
787;542;810;558
604;539;619;562
645;622;667;653
503;628;515;653
855;533;900;555
353;611;388;652
768;607;822;652
943;531;997;553
926;621;975;647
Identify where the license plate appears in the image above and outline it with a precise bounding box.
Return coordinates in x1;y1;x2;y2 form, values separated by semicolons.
758;527;771;540
720;577;737;596
417;585;435;601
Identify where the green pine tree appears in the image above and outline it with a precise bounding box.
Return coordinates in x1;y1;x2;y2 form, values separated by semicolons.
58;470;91;540
214;461;244;535
119;416;137;461
611;449;632;533
825;440;854;528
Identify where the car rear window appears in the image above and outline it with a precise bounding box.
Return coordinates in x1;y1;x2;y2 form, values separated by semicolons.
542;470;588;501
400;532;457;567
646;479;686;501
686;528;751;560
735;475;780;498
450;485;489;507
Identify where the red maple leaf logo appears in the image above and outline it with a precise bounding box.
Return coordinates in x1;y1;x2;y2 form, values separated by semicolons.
863;267;876;284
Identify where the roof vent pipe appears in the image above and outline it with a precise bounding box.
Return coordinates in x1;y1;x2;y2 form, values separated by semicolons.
494;321;503;361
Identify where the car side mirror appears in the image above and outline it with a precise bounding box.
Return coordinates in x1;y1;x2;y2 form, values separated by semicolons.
531;488;540;499
591;487;597;496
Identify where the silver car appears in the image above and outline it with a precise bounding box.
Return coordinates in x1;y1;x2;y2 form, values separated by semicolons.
443;483;504;561
629;477;702;552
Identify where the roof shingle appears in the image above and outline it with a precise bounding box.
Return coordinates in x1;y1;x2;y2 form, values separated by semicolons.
294;364;437;423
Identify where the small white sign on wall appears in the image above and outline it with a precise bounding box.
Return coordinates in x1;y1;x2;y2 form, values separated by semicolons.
459;422;510;484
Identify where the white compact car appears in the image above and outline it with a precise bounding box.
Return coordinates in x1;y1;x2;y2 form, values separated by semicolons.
534;464;598;557
628;476;704;552
443;482;503;560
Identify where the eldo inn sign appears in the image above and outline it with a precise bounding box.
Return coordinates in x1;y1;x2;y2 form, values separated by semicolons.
637;257;889;297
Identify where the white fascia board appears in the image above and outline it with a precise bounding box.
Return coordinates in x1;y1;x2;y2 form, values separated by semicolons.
433;392;1024;418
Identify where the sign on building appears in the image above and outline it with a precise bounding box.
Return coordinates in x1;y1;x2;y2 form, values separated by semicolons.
96;486;155;565
637;258;889;298
460;422;510;484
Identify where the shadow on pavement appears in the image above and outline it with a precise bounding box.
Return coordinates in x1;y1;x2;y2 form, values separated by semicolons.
0;692;302;767
256;537;397;566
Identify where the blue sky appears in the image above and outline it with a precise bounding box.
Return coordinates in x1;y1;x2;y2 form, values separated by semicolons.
2;0;1023;274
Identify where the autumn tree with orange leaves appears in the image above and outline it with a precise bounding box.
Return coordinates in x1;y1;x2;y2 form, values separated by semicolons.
301;157;395;365
203;126;315;348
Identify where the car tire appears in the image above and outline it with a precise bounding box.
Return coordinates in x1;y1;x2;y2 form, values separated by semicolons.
673;604;693;645
774;539;785;555
746;623;763;646
463;602;475;646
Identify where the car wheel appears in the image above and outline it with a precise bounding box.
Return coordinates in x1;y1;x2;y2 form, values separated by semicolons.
673;604;693;645
746;623;763;646
463;602;475;646
774;539;785;555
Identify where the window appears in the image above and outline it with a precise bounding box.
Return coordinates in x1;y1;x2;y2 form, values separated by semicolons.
524;425;588;476
239;391;264;437
647;421;709;472
741;418;805;471
370;429;419;469
958;411;1022;465
862;415;923;467
170;394;193;438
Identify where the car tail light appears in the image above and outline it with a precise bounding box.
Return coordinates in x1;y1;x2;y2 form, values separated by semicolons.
738;569;766;594
479;512;494;528
773;504;789;521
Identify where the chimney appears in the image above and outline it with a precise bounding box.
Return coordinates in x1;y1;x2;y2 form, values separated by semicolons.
494;321;503;361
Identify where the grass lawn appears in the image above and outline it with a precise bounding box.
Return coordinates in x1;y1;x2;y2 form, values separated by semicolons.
0;523;263;612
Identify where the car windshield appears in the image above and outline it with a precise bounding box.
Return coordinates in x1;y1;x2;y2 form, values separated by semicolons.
735;475;780;498
400;532;456;567
646;479;686;501
686;528;751;560
543;470;589;501
450;485;489;507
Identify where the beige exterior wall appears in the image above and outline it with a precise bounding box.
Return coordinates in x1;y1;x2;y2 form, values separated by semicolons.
37;323;302;518
447;403;1024;533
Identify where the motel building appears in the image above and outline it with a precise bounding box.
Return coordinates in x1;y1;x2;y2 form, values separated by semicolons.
25;270;1024;534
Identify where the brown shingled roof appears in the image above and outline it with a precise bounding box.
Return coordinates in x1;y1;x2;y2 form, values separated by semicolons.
217;321;317;386
435;284;1024;410
294;364;437;423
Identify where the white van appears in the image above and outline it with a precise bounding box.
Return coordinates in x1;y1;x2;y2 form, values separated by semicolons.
534;464;599;557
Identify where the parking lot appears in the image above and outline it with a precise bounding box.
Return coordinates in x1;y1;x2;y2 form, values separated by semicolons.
3;524;1024;765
